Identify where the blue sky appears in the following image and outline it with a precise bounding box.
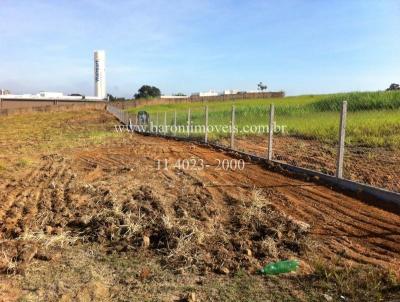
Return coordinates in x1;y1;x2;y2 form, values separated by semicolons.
0;0;399;97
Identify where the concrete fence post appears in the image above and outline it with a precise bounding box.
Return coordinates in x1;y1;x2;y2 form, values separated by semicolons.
128;119;132;131
204;106;209;143
156;112;159;134
187;108;191;137
230;105;235;149
164;112;167;136
268;104;275;160
148;114;152;133
336;101;347;178
174;110;177;136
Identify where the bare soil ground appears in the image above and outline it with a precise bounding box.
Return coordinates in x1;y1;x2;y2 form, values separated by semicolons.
0;109;399;301
229;135;400;193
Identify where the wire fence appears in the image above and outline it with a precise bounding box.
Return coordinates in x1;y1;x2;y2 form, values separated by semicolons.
342;108;400;193
106;102;400;194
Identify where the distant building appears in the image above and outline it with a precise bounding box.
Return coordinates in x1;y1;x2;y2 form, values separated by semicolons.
191;90;218;97
0;89;11;95
38;91;64;98
247;90;265;93
221;89;238;95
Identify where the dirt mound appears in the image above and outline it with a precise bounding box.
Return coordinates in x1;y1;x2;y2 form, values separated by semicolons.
66;184;310;274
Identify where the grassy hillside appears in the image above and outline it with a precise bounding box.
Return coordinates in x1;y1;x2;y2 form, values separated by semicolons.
126;91;400;148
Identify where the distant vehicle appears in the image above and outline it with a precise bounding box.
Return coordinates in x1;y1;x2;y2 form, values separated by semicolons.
137;111;150;124
70;93;85;99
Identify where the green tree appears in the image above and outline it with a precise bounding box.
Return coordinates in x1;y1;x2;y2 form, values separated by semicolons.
257;82;267;91
386;83;400;91
134;85;161;99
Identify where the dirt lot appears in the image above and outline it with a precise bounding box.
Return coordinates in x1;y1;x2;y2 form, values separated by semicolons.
228;136;400;193
0;109;399;301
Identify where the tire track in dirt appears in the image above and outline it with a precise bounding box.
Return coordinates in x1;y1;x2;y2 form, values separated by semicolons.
297;185;400;229
0;163;49;225
0;155;77;239
267;187;400;267
284;189;399;241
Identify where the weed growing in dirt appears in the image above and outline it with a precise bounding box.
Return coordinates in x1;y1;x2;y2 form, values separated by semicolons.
16;158;31;168
304;258;400;301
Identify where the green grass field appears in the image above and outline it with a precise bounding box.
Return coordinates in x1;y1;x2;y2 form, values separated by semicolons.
126;91;400;148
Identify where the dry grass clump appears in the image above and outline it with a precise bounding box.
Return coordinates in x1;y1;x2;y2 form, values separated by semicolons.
0;228;83;274
162;216;208;273
240;188;272;225
233;189;311;263
0;248;19;274
260;237;279;258
18;230;80;248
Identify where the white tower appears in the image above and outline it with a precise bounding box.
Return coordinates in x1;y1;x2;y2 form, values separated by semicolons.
94;50;106;99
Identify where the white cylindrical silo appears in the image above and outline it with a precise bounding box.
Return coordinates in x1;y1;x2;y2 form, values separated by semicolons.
94;50;106;99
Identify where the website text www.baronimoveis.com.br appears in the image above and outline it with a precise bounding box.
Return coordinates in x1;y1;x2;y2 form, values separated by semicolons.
114;122;287;135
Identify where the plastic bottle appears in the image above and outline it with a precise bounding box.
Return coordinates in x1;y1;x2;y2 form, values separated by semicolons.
259;259;299;275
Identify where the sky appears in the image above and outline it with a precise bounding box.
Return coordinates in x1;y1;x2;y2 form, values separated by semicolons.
0;0;399;97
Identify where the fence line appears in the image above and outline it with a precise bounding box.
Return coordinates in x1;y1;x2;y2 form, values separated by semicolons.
105;104;400;205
